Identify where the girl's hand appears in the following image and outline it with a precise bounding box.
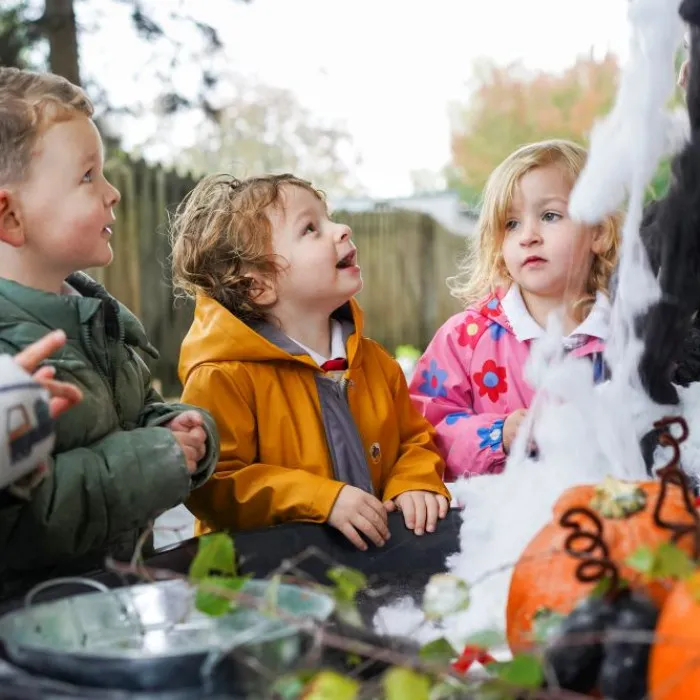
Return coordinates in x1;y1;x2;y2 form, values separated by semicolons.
384;491;450;535
503;409;528;454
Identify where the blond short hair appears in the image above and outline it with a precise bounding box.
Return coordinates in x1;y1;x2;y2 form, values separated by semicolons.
0;67;93;186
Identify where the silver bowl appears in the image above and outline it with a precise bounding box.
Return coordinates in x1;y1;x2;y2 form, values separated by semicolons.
0;577;334;691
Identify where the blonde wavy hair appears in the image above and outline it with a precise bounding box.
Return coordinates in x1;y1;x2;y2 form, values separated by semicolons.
0;67;93;186
448;139;621;319
170;173;324;322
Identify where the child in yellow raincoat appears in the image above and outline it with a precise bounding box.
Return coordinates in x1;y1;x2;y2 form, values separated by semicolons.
172;174;451;550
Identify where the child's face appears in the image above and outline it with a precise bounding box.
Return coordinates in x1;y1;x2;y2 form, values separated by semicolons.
265;185;363;316
501;164;603;302
13;115;120;279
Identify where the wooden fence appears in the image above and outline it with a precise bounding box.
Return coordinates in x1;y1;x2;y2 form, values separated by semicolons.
93;158;467;396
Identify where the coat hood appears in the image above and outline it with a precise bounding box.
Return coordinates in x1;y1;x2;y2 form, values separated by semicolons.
179;295;365;382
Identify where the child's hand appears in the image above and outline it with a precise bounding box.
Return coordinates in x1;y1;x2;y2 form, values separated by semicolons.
503;409;528;454
14;330;83;418
384;491;449;535
328;485;390;551
166;410;207;474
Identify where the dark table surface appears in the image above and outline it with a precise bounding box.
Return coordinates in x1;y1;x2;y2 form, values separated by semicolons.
0;510;463;699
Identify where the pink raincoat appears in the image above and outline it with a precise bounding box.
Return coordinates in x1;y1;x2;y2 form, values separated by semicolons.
409;286;609;480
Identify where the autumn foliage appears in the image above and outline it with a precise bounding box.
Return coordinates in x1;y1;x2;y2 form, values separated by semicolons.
449;53;620;197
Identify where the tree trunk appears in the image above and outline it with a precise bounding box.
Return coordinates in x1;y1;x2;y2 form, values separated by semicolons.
42;0;80;85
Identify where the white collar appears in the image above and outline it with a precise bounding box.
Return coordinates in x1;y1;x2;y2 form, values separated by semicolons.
288;319;346;366
500;285;610;343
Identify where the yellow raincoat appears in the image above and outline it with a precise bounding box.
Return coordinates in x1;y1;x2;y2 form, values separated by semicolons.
179;295;449;534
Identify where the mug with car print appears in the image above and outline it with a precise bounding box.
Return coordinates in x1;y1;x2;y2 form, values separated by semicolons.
0;355;54;493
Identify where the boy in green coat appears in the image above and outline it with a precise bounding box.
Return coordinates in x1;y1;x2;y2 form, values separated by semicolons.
0;67;219;598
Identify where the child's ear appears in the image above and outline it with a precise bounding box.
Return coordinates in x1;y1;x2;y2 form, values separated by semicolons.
245;272;277;307
0;190;25;247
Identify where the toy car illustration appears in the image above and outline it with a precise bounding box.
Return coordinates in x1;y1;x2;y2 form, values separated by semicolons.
8;396;53;467
0;356;55;491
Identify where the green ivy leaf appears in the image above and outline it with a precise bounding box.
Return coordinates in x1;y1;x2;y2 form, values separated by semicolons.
263;574;281;615
625;545;656;575
303;671;359;700
383;667;431;700
590;575;629;598
464;629;506;649
307;581;363;627
419;637;457;664
653;542;695;579
428;677;476;700
270;671;313;700
467;679;518;700
334;597;363;628
487;654;543;689
626;542;695;581
345;653;362;667
194;575;247;617
327;566;367;603
189;532;236;582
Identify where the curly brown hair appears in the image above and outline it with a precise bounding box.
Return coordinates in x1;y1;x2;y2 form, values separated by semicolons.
0;67;93;186
170;173;324;322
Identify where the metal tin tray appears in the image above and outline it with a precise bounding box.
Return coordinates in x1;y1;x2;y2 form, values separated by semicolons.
0;577;334;691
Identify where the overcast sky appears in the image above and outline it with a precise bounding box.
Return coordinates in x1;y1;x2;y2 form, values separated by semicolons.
83;0;631;197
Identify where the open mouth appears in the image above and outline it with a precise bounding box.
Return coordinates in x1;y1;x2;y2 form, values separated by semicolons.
102;226;113;236
336;250;357;269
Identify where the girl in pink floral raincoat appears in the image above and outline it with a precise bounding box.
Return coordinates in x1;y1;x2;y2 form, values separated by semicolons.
409;140;622;480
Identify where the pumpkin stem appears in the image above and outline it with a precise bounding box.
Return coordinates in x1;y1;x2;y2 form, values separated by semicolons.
590;476;647;519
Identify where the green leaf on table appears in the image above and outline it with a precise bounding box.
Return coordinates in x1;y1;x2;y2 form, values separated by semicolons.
195;575;247;616
327;566;367;602
653;542;695;579
334;597;363;628
625;545;656;575
487;654;543;689
419;637;457;664
590;574;629;598
345;653;362;667
270;674;304;700
466;679;519;700
189;532;236;582
428;677;477;700
383;667;431;700
626;542;694;580
271;670;317;700
263;574;282;615
465;629;507;649
302;670;359;700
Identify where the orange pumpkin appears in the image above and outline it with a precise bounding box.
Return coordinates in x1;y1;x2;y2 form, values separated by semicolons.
649;572;700;700
506;474;696;652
